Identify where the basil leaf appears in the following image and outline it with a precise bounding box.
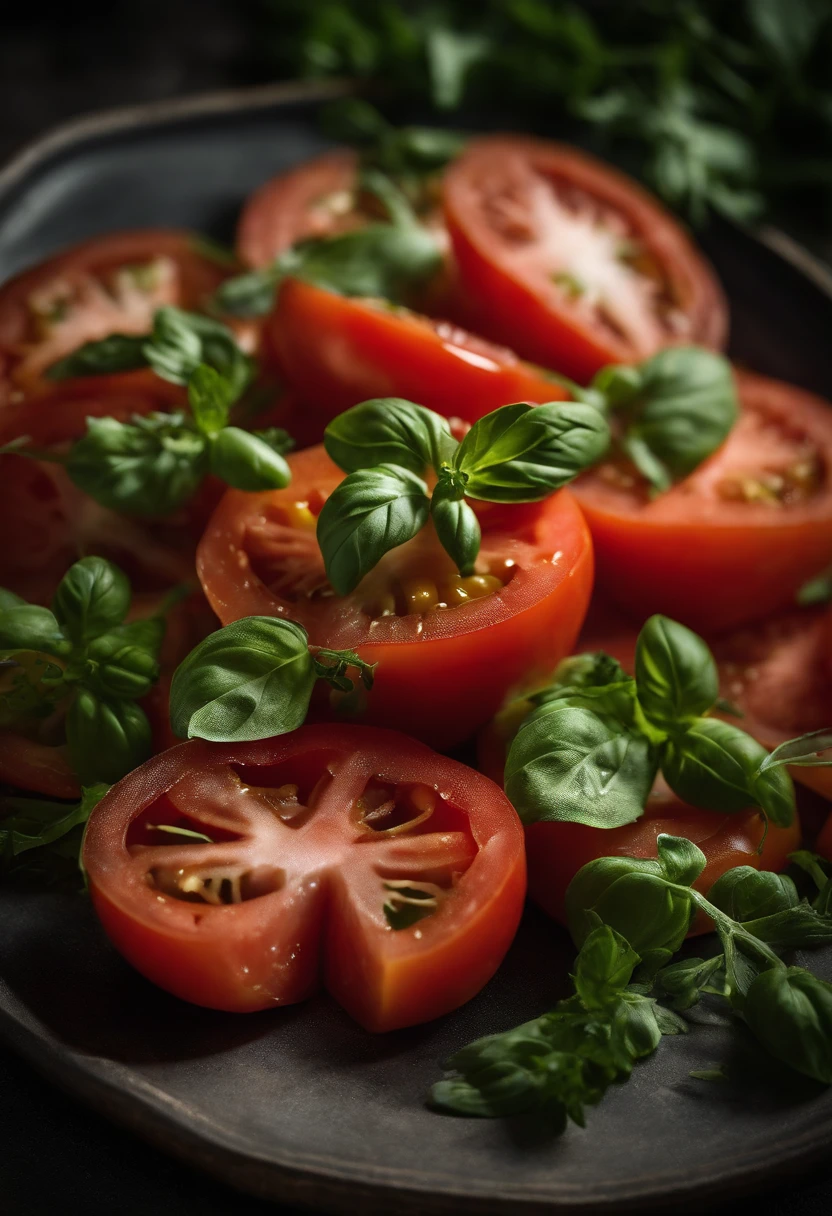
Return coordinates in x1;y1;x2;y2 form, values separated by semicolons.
758;729;832;770
565;860;693;955
214;265;284;318
290;221;442;304
661;717;795;825
0;589;25;612
0;605;68;657
107;615;167;661
316;464;430;596
0;784;108;861
797;570;832;606
656;833;707;886
602;347;738;492
67;413;208;516
188;363;234;437
81;633;160;700
45;334;149;381
52;557;130;645
635;615;718;728
146;307;253;400
430;483;480;576
66;690;152;785
744;967;832;1084
505;704;658;828
170;617;316;742
573;923;640;1010
707;866;799;922
209;427;292;492
740;905;832;949
454;401;610;502
323;398;457;475
654;955;725;1011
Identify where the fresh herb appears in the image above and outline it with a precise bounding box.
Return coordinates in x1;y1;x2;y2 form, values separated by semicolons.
317;396;610;594
505;614;832;830
169;616;376;743
0;559;165;785
321;97;465;182
0;784;109;884
797;570;832;606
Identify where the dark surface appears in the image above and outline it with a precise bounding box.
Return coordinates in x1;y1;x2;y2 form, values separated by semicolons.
2;83;832;1215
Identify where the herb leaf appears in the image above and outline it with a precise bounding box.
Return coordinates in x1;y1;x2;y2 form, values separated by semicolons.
0;605;69;658
209;427;292;492
66;690;152;786
430;481;480;576
758;729;832;771
323;397;457;475
45;334;150;381
52;556;130;645
635;614;718;728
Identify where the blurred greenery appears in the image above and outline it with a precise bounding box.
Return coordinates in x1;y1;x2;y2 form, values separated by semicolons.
259;0;832;225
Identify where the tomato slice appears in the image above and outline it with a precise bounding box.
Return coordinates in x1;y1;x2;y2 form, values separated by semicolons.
82;724;526;1030
571;371;832;632
442;136;727;382
0;732;80;800
269;277;568;428
0;230;231;401
197;443;593;749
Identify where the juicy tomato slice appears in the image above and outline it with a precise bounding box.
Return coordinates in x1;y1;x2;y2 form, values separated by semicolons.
0;732;80;800
442;136;727;383
197;444;593;750
571;371;832;632
0;230;230;401
82;724;526;1030
269;277;568;429
524;782;801;935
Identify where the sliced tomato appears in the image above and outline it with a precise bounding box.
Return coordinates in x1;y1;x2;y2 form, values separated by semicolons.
0;230;231;402
442;136;727;382
0;732;80;800
269;277;568;429
82;724;526;1030
571;371;832;632
197;444;593;750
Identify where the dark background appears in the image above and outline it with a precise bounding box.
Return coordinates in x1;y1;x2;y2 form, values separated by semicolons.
1;3;831;1214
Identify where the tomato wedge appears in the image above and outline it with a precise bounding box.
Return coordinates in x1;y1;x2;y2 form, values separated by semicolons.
0;230;230;402
197;444;593;750
571;371;832;632
442;136;727;382
269;277;568;428
82;724;526;1030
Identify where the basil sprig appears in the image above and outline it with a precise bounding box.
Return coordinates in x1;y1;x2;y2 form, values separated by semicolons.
433;837;832;1124
7;364;293;517
170;616;376;742
0;558;167;785
505;614;832;830
0;784;109;886
215;169;443;318
316;396;610;595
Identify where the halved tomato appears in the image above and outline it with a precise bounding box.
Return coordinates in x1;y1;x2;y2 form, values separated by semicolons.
571;371;832;632
82;724;526;1030
442;136;727;382
0;230;231;402
197;444;593;750
270;277;569;428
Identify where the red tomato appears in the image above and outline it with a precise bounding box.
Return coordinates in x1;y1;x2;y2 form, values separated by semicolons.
442;136;727;383
197;444;593;750
524;783;801;935
571;371;832;632
0;230;230;402
82;724;526;1030
0;732;80;800
269;277;569;428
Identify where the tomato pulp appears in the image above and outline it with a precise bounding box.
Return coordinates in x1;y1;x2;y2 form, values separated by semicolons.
197;444;593;750
83;724;526;1030
269;277;568;428
442;136;727;382
571;371;832;632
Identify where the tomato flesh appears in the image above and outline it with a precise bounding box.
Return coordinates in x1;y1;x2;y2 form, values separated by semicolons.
443;137;727;382
197;444;593;749
82;725;526;1030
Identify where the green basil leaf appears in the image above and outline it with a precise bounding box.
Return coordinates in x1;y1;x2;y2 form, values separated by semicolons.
707;866;799;922
169;617;316;742
106;615;167;661
797;570;832;606
744;967;832;1084
0;605;68;657
654;955;725;1011
81;633;160;700
656;833;707;886
323;397;457;475
454;401;610;502
289;221;442;304
209;427;292;492
0;589;25;612
213;264;284;318
52;556;131;644
251;426;294;457
529;674;638;730
0;783;108;861
146;307;253;400
758;729;832;770
565;858;693;955
739;905;832;949
573;923;640;1010
316;464;430;596
635;615;718;728
66;690;152;785
661;717;795;825
430;483;481;576
67;413;208;516
188;363;234;437
45;334;150;381
505;704;658;828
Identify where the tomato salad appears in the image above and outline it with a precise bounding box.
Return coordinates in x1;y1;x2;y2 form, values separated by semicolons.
1;118;832;1126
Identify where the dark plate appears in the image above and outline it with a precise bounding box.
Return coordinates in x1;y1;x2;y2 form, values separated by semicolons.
1;81;831;1216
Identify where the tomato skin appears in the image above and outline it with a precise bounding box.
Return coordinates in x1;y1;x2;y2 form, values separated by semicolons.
571;372;832;633
443;136;727;383
0;732;81;800
197;444;593;750
83;725;526;1030
270;277;568;428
